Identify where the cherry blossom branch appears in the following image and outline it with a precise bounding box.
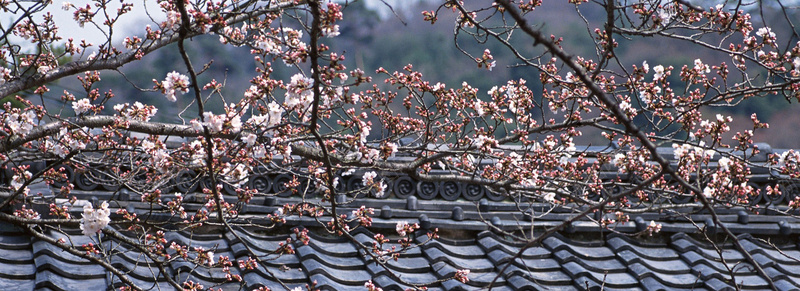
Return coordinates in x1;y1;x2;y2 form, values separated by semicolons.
4;214;145;291
494;1;777;290
0;1;302;98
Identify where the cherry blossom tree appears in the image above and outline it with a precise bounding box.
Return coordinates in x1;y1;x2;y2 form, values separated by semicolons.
1;0;800;290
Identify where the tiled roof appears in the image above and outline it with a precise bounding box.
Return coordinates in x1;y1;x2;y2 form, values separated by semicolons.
3;221;800;290
7;185;800;290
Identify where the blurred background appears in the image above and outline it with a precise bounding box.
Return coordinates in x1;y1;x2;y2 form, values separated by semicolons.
13;0;800;147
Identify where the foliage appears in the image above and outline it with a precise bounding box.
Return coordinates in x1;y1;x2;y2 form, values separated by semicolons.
1;0;800;290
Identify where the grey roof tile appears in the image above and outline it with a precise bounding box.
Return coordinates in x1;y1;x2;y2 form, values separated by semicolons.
502;264;573;285
425;239;485;258
639;276;707;291
243;264;308;283
34;269;108;291
33;255;106;278
423;246;494;272
617;250;691;274
109;277;175;290
671;233;746;261
0;277;35;290
543;235;616;259
309;272;368;290
0;260;35;280
365;262;439;285
627;263;701;288
607;235;680;260
10;191;800;290
301;259;370;285
774;279;800;291
561;261;639;288
572;274;640;291
507;257;563;272
553;249;626;272
175;272;242;291
680;251;754;274
243;271;308;290
505;272;572;290
365;255;433;273
371;274;436;291
431;261;507;288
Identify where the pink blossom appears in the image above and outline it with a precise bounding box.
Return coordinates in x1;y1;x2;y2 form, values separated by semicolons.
455;269;470;283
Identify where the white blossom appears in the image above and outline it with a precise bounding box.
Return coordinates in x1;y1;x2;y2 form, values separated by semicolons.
363;171;377;184
254;37;281;54
703;187;715;198
619;100;631;111
756;27;775;39
322;25;340;38
487;60;496;71
222;163;249;186
141;139;157;151
161;71;190;102
386;142;398;157
718;157;731;171
658;8;673;23
202;112;225;133
474;134;497;150
46;140;69;158
653;65;665;80
350;93;361;104
5;110;37;136
612;153;625;168
474;99;485;116
396;221;410;236
362;148;380;163
0;67;11;85
694;59;711;73
267;101;284;128
11;171;31;191
285;73;314;112
375;181;387;198
151;149;171;172
542;192;556;203
80;202;110;236
283;144;292;157
229;114;242;132
206;251;215;266
37;65;51;75
673;143;693;160
243;133;257;146
72;99;92;115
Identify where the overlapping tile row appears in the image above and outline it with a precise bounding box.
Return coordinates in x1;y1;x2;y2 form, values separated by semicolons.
0;229;36;290
355;232;443;291
8;222;800;290
226;227;308;291
670;233;800;290
607;235;708;291
55;189;800;238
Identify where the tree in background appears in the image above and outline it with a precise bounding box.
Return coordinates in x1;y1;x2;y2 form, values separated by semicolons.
1;0;800;290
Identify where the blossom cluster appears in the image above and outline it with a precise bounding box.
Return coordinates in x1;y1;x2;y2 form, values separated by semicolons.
155;71;190;102
3;107;38;137
80;202;111;236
